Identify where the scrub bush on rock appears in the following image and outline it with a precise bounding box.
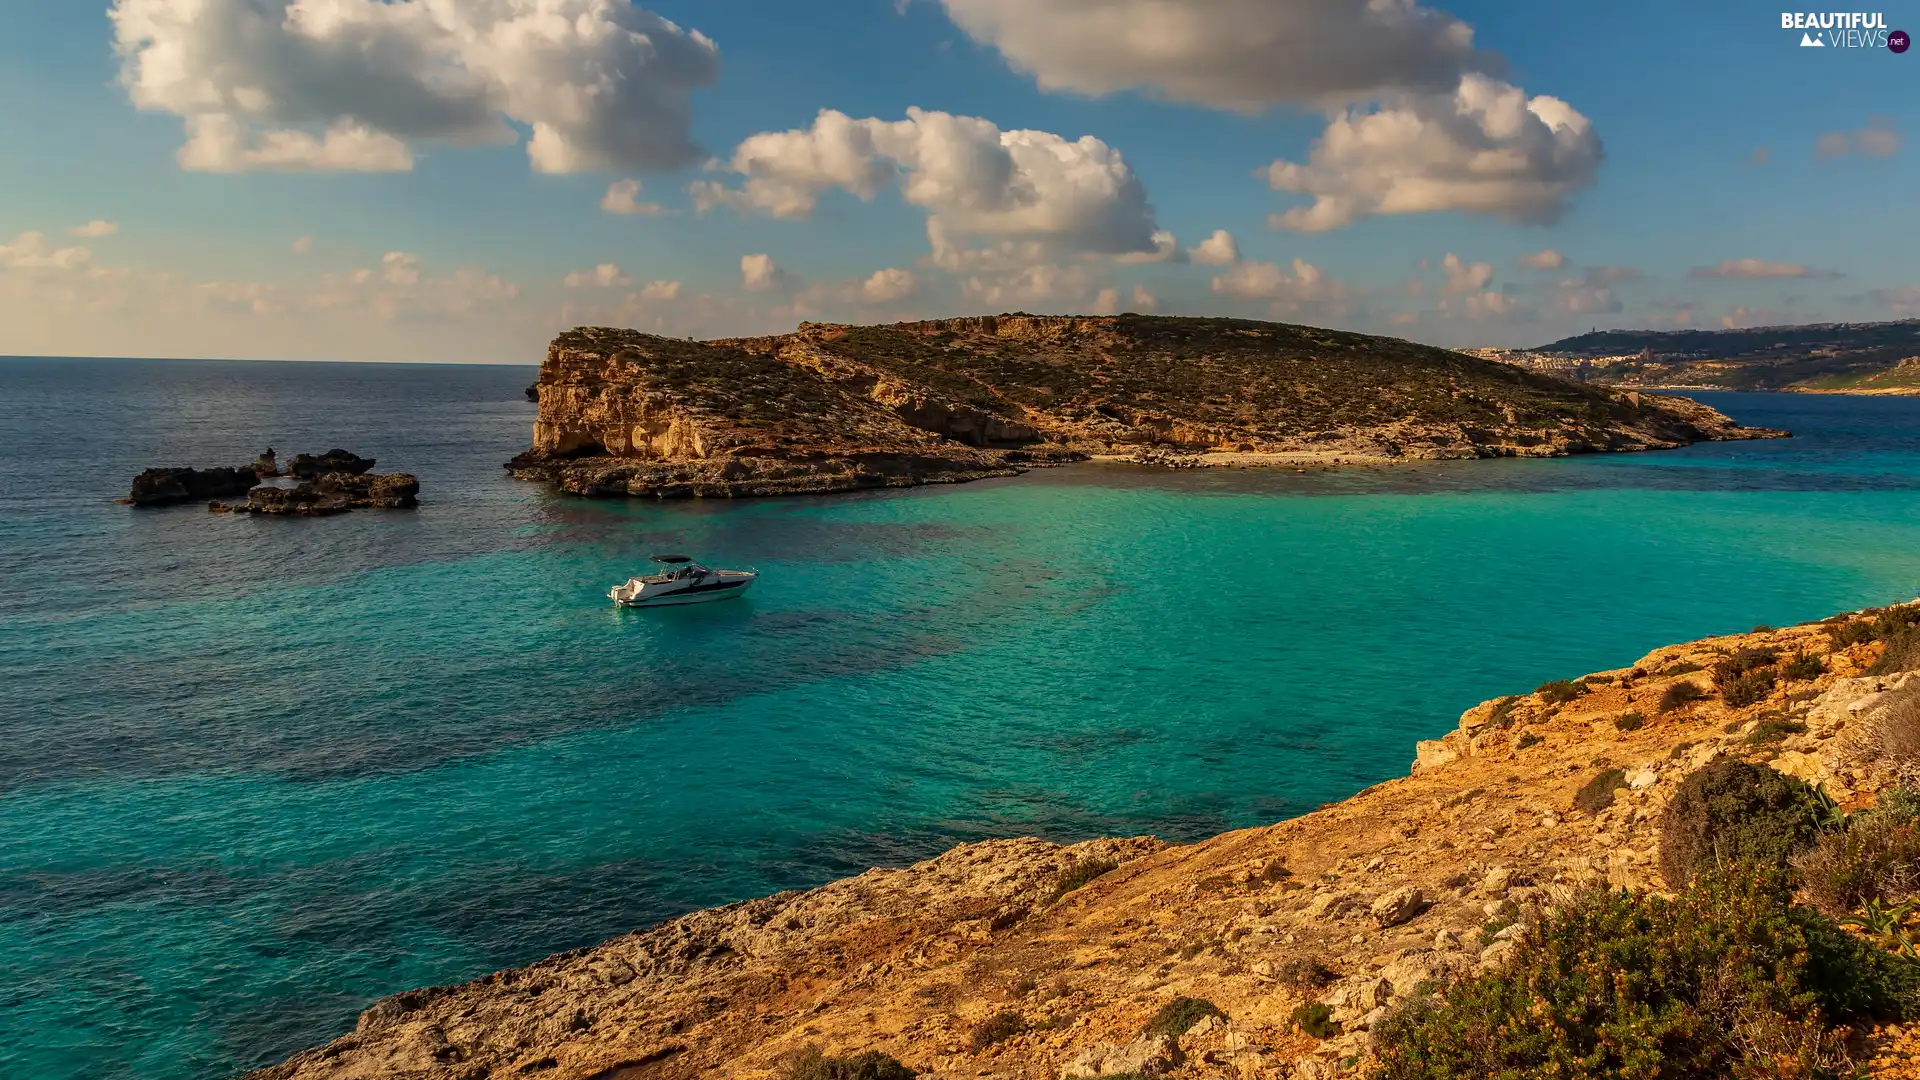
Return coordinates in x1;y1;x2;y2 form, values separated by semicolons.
1658;759;1827;889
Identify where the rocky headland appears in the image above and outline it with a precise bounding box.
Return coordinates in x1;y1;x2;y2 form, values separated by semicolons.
255;601;1920;1080
125;448;418;516
507;315;1786;499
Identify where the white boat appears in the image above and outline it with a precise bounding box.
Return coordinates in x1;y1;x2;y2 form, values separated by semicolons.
609;555;757;607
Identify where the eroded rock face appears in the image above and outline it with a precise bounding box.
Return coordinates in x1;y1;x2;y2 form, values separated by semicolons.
511;316;1786;500
288;449;375;478
215;472;420;516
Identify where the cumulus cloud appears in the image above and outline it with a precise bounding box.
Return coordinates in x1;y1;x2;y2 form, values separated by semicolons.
859;267;921;303
741;253;797;292
1264;75;1601;231
1129;283;1158;311
1440;253;1493;295
1517;248;1564;270
934;0;1491;112
309;251;520;320
1816;118;1900;159
0;232;94;271
564;263;632;288
695;107;1161;262
638;279;681;301
1689;259;1841;280
1721;305;1786;329
1210;257;1357;316
291;235;315;254
70;221;119;239
109;0;721;174
601;179;669;215
1188;229;1240;266
1112;230;1185;265
962;262;1097;307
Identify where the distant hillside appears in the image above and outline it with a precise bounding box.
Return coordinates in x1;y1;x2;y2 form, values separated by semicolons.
508;314;1783;499
1530;319;1920;392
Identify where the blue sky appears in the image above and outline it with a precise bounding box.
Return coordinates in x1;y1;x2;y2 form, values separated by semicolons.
0;0;1913;361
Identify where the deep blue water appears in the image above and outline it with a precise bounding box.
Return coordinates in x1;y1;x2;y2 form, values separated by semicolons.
3;357;1920;1078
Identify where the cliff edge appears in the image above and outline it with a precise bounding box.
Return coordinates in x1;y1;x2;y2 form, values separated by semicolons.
507;315;1785;498
252;602;1920;1080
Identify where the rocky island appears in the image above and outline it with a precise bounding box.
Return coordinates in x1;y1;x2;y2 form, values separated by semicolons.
125;448;419;516
255;601;1920;1080
506;315;1785;500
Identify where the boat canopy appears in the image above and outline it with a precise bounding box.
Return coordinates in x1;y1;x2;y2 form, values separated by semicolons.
650;554;694;564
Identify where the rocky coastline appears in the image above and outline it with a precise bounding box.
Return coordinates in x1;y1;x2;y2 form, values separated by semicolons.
507;315;1787;501
252;600;1920;1080
124;448;419;516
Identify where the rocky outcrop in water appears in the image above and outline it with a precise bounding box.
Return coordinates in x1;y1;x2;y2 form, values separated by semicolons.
124;466;261;507
215;472;420;516
288;449;376;478
509;315;1787;500
253;603;1920;1080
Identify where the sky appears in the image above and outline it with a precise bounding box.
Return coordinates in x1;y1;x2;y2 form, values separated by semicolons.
0;0;1914;362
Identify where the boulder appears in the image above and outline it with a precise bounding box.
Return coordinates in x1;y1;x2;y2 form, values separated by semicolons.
1323;975;1392;1024
1058;1034;1182;1079
1412;738;1459;773
288;449;376;478
126;466;258;507
1370;887;1428;928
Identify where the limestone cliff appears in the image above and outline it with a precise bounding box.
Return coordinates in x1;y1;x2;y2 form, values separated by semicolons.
508;316;1786;498
252;602;1920;1080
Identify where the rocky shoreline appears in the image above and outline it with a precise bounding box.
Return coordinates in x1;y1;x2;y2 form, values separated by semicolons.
508;316;1787;501
251;600;1920;1080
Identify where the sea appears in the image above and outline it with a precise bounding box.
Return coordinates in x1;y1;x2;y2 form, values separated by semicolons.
4;356;1920;1080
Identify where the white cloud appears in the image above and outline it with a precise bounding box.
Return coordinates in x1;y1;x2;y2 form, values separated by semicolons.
741;253;797;292
935;0;1489;112
110;0;721;174
860;267;921;303
291;236;315;254
1265;75;1601;232
0;232;93;271
1816;117;1900;159
1093;286;1120;313
962;261;1096;307
638;279;681;301
1209;257;1357;316
1689;259;1840;280
1440;253;1493;295
1188;229;1240;266
311;252;518;319
1517;248;1564;270
564;263;632;288
70;221;119;239
696;107;1161;262
1722;305;1786;329
602;178;668;215
1129;283;1158;311
1555;284;1621;315
1461;290;1528;319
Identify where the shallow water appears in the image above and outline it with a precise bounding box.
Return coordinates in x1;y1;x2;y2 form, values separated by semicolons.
3;357;1919;1078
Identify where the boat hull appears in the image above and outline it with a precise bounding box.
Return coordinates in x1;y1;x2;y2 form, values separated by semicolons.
609;574;756;607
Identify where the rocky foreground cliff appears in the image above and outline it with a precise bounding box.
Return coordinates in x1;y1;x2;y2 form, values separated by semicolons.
255;603;1920;1080
507;315;1784;498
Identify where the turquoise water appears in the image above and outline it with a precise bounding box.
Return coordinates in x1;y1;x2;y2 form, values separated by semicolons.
4;358;1920;1078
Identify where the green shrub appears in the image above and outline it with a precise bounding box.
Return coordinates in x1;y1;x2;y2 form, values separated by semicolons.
1535;680;1587;705
1745;717;1806;745
1141;996;1224;1038
1796;815;1920;916
1872;629;1920;675
1658;759;1828;889
1573;768;1628;815
1479;900;1521;945
1782;650;1827;681
1878;786;1920;824
1364;867;1920;1080
781;1048;916;1080
1853;686;1920;787
1274;955;1335;990
1291;1001;1338;1039
1658;680;1708;713
1718;646;1780;678
1046;858;1118;904
1515;732;1543;750
968;1011;1027;1050
1660;661;1704;676
1613;711;1646;732
1720;668;1777;708
1829;618;1879;649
